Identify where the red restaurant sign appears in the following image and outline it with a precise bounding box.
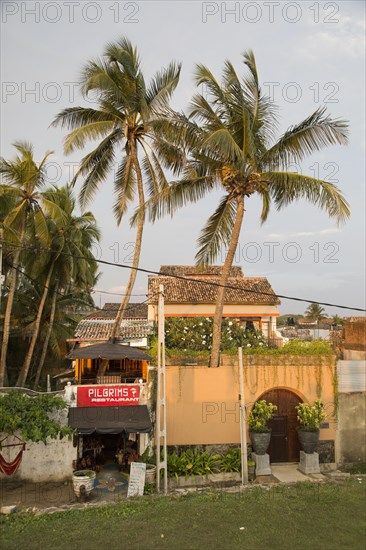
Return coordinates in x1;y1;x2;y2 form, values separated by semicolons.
77;385;140;407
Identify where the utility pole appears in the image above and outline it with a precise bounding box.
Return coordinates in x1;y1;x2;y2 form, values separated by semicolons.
238;347;248;484
156;284;168;494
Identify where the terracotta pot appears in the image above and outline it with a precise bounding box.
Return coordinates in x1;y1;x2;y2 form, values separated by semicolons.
297;428;320;454
250;431;271;455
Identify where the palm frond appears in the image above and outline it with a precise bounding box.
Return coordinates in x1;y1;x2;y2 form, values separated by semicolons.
75;129;120;206
195;194;237;265
64;121;115;154
131;164;218;226
242;50;278;143
147;62;182;112
113;154;135;224
3;200;27;232
193;64;228;106
41;197;69;227
33;208;50;245
51;106;117;130
262;107;349;167
201;128;246;166
265;171;350;223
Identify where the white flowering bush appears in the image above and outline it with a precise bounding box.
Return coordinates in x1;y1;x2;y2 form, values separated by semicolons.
164;317;267;352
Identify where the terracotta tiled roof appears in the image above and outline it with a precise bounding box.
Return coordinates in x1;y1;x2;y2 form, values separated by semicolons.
85;302;148;320
148;271;280;305
74;319;153;340
159;265;244;278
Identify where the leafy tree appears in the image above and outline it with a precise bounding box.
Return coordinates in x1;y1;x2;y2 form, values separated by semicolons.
141;51;350;367
0;391;72;443
52;37;181;341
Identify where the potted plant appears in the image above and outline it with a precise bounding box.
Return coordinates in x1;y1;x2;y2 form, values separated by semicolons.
248;400;277;455
295;400;326;454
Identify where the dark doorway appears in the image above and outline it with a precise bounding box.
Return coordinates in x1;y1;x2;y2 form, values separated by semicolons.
260;389;302;462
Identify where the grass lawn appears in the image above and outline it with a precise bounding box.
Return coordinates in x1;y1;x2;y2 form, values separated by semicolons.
1;480;365;550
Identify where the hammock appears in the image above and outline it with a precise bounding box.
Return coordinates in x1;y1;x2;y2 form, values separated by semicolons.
0;435;26;476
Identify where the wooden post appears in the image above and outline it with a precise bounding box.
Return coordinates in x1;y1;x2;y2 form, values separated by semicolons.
238;347;248;484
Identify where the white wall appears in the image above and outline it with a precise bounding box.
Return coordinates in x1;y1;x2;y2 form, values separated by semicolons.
0;432;77;482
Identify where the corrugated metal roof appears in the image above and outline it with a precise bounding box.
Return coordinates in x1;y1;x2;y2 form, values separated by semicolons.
337;360;366;392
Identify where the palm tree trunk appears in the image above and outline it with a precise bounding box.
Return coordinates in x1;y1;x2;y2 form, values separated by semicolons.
209;196;245;368
33;281;59;390
110;144;145;340
16;261;55;387
0;227;25;386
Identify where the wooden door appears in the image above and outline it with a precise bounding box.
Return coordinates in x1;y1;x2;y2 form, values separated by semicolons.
260;389;302;462
268;416;288;462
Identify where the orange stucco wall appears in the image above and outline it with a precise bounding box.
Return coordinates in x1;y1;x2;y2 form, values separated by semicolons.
165;357;336;446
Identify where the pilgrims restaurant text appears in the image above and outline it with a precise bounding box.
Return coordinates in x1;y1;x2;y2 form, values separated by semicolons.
66;342;153;472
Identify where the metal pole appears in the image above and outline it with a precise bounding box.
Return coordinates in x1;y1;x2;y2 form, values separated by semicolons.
156;285;167;494
0;228;3;309
238;347;248;484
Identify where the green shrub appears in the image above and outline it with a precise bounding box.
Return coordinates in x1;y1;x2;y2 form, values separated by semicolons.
248;400;277;432
219;448;241;473
295;400;326;430
167;448;252;478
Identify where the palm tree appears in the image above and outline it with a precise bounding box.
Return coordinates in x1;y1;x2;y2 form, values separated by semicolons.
16;185;100;387
52;37;181;340
32;185;100;389
305;303;327;323
0;142;57;386
140;51;350;367
331;314;344;327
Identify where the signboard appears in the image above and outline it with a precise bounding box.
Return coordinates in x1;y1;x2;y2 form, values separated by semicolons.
127;462;146;497
77;385;140;407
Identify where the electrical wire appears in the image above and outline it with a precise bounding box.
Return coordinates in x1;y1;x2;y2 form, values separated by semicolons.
3;259;153;317
1;240;365;313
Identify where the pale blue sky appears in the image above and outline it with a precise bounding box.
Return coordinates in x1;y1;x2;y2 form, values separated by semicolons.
1;1;365;314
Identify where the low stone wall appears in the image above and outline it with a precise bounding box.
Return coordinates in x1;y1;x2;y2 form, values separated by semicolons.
168;472;241;489
0;433;76;483
337;392;366;465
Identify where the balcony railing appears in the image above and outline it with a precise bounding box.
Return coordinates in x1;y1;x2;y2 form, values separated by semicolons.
77;374;145;385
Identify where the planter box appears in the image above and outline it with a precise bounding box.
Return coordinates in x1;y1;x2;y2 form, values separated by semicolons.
168;472;241;489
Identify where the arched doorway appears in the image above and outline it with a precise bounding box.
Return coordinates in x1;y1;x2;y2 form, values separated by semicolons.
259;389;303;463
